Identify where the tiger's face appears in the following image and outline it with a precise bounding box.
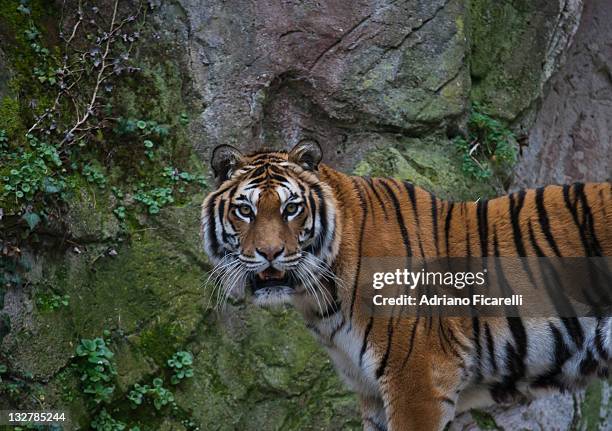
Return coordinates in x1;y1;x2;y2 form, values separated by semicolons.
201;140;339;308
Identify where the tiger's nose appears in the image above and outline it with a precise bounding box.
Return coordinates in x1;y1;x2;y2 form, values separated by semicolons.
256;246;284;261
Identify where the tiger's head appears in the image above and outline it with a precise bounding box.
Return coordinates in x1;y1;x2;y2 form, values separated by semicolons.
201;140;340;308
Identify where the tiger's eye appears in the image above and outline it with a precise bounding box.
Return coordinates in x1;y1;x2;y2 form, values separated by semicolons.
238;204;252;217
285;203;299;215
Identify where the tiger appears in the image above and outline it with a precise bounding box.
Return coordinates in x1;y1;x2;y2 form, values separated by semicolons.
201;139;612;431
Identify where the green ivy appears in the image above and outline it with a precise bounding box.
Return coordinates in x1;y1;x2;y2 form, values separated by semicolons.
133;186;174;214
82;164;108;189
454;104;518;181
1;134;66;205
74;336;117;404
91;408;134;431
35;292;70;311
114;118;170;137
127;377;175;411
167;351;194;385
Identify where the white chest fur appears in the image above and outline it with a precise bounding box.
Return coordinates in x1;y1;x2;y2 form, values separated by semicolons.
309;315;381;399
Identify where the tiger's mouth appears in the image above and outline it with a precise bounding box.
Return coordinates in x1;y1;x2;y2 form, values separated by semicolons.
250;268;292;293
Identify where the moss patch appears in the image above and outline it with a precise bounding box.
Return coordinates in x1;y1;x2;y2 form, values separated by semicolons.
353;136;497;200
470;408;499;430
467;0;559;120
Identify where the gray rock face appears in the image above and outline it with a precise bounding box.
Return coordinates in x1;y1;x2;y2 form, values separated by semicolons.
159;0;590;174
177;0;471;170
0;49;13;99
512;0;612;189
468;0;583;121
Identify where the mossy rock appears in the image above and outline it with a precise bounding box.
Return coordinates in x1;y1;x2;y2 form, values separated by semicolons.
579;381;612;431
175;305;359;431
467;0;564;121
353;136;497;201
1;192;358;429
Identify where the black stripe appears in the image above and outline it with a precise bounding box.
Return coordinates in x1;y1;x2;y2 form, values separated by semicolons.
532;322;572;389
220;186;239;243
360;178;376;214
490;327;527;404
527;220;545;257
530;204;584;345
446;322;471;353
359;317;374;366
310;184;328;255
528;222;584;334
509;191;527;256
269;173;292;183
206;196;221;255
484;322;498;373
508;191;542;291
217;199;230;242
376;317;394;379
431;193;440;256
595;318;609;360
307;192;317;241
563;184;590;255
366;177;389;218
404;181;417;214
314;300;341;319
493;228;519;316
437;320;449;355
570;184;610;306
476;199;489;257
465;221;472;256
564;183;603;257
472;317;483;381
250;154;286;162
506;317;527;380
363;417;386;431
400;317;420;370
349;179;368;322
402;181;425;257
438;320;462;359
535;187;562;256
379;180;412;256
444;202;454;255
249;164;268;178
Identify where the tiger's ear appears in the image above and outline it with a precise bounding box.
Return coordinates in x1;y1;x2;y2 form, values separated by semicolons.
288;139;322;171
211;144;243;182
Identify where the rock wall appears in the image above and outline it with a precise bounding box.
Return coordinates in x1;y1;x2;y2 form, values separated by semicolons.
1;0;610;430
177;0;583;174
512;0;612;189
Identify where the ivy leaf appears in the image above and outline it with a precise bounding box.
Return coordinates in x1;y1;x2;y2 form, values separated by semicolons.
43;178;61;193
17;4;31;14
22;212;41;230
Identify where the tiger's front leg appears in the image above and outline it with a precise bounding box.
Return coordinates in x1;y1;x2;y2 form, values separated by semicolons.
359;394;387;431
380;377;458;431
379;358;462;431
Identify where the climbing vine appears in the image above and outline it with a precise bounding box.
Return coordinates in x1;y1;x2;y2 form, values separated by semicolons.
0;0;206;235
